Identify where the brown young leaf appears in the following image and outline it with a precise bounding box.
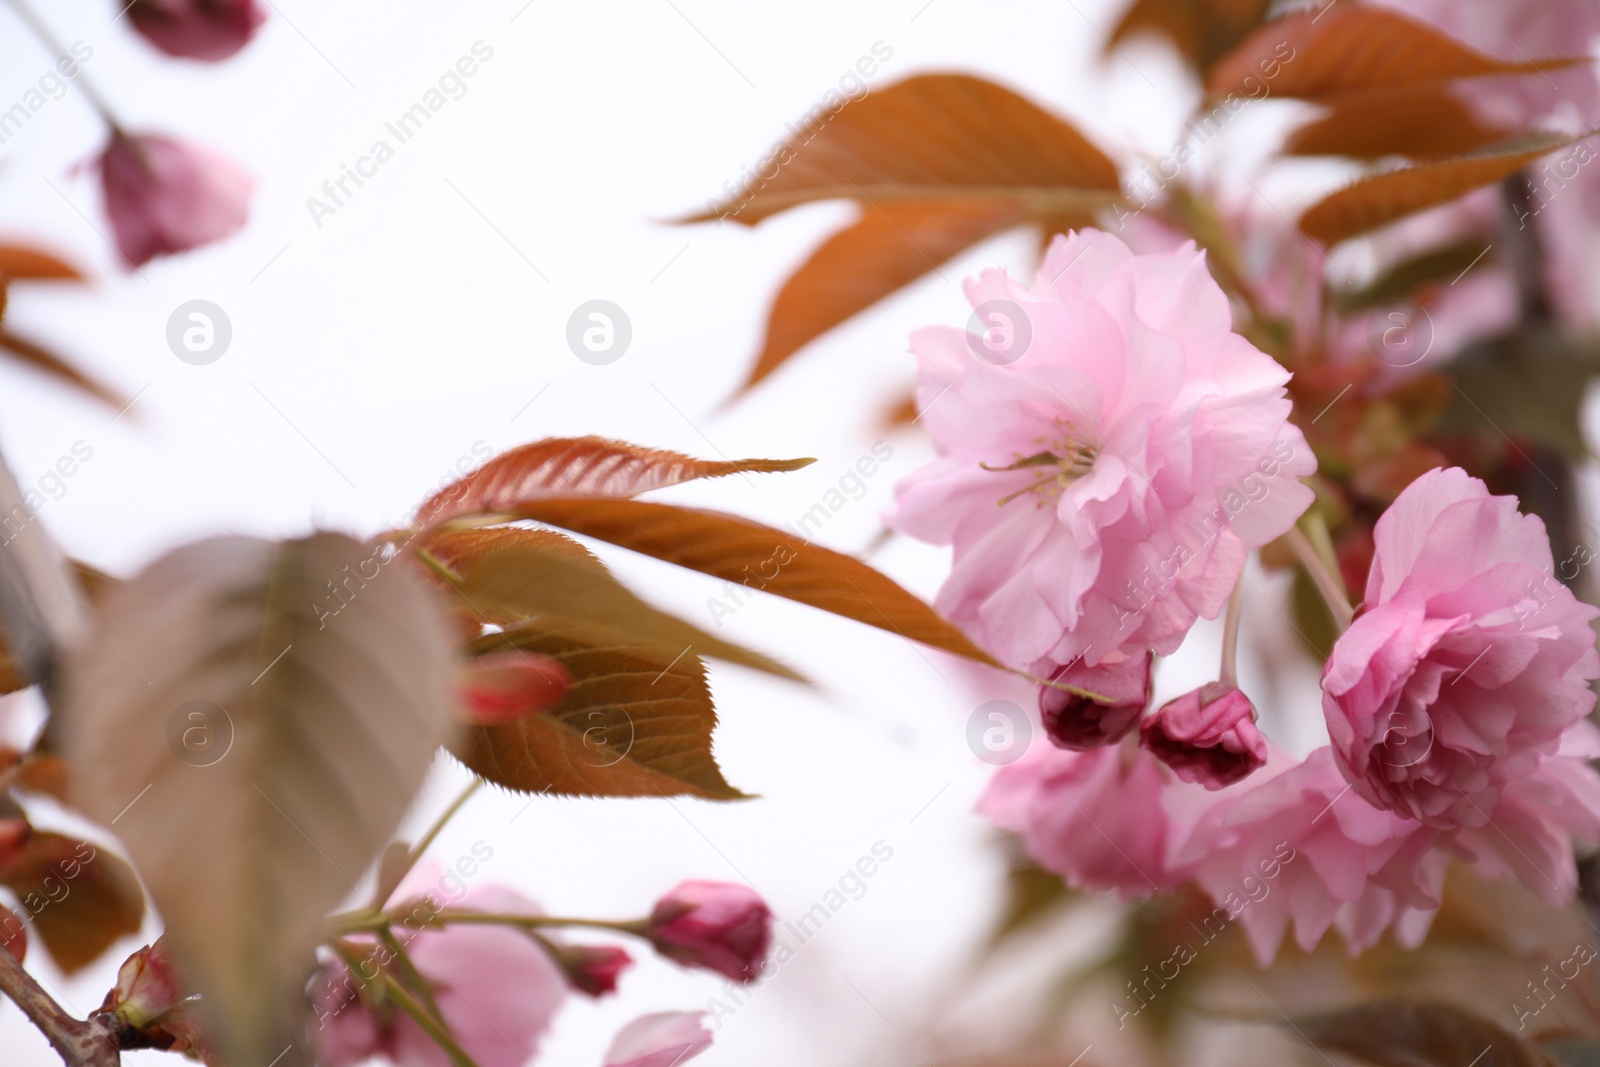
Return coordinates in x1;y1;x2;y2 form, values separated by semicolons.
0;245;84;281
418;436;814;526
1207;4;1585;100
447;529;803;681
0;329;127;411
742;200;1023;392
692;74;1121;225
1287;83;1513;161
0;832;144;974
687;73;1118;397
64;533;457;1066
452;624;745;799
1110;0;1273;72
1299;133;1581;246
1288;1000;1559;1066
512;497;1002;668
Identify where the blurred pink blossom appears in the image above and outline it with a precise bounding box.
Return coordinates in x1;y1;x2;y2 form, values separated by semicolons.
310;876;566;1067
647;880;772;982
979;741;1179;899
99;131;252;268
602;1011;714;1067
1323;467;1599;828
126;0;265;61
888;229;1315;673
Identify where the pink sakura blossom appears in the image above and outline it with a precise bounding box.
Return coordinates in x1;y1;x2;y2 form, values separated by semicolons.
99;131;252;268
1323;467;1599;828
126;0;265;61
647;880;773;982
1140;683;1267;789
558;943;633;997
978;742;1179;899
310;877;567;1067
1179;731;1600;964
603;1011;714;1067
1038;652;1151;750
888;229;1315;674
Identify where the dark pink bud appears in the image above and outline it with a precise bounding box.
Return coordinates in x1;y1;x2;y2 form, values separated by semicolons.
1039;653;1152;750
457;651;572;724
646;881;772;983
99;131;252;268
1140;683;1267;789
127;0;265;62
559;943;633;997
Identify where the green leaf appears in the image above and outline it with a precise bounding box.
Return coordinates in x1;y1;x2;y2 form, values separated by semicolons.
1441;328;1600;460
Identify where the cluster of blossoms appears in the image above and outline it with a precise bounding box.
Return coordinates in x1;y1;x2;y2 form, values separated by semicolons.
100;867;770;1066
890;228;1600;960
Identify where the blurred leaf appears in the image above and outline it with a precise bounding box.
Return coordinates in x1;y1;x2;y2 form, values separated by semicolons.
1290;565;1336;659
1110;0;1272;72
693;74;1119;224
1441;329;1600;460
513;497;1004;669
0;245;83;281
743;200;1022;392
453;623;745;799
1289;1000;1560;1066
1544;1039;1600;1067
1288;84;1513;161
1300;133;1582;246
986;851;1073;951
419;436;813;527
1208;4;1584;100
0;328;127;411
448;529;804;681
1331;240;1495;312
65;533;457;1066
0;832;144;974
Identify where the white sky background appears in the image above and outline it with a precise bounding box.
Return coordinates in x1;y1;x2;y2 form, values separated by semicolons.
0;2;1333;1064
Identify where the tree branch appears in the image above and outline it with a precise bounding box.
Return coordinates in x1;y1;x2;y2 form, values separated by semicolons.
0;946;119;1065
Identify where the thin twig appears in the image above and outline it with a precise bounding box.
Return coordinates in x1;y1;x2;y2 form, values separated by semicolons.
0;947;118;1066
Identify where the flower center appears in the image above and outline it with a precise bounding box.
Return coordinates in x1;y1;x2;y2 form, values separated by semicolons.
982;421;1099;508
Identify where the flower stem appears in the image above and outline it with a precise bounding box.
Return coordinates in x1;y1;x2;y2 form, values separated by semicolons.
384;975;480;1067
1286;526;1354;632
0;947;118;1067
327;908;649;939
1;0;122;130
1219;581;1244;688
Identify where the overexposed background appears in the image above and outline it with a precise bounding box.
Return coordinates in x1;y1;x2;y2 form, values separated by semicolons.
0;2;1324;1063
